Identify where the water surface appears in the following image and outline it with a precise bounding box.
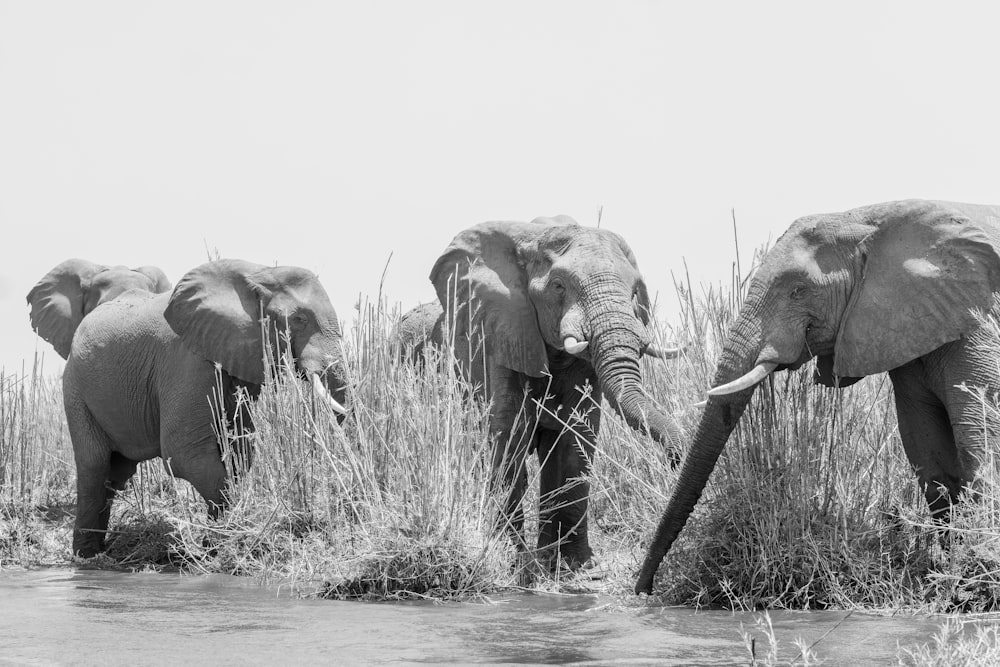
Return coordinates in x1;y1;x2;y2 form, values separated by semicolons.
0;568;951;664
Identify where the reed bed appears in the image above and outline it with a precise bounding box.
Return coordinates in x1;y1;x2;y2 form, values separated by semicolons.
2;254;1000;659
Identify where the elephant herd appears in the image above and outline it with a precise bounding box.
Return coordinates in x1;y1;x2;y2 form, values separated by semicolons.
25;199;1000;596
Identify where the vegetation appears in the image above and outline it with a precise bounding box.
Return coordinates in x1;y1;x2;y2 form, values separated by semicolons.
3;254;1000;662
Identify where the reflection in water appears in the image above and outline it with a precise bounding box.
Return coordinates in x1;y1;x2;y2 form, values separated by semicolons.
0;568;959;665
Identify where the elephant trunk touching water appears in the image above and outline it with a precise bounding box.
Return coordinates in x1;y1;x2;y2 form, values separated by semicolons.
636;200;1000;594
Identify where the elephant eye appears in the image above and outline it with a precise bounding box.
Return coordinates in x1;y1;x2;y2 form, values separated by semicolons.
551;279;565;295
790;286;806;300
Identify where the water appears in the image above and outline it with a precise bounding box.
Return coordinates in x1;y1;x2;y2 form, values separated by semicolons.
0;568;952;665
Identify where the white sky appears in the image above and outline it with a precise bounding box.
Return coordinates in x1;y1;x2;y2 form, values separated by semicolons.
2;1;998;375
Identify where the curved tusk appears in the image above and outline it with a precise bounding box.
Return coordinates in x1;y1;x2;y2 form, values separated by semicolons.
706;361;778;397
311;373;347;415
645;343;685;359
691;399;708;409
563;336;589;354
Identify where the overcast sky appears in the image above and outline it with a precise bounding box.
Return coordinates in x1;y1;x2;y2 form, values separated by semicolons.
2;1;998;375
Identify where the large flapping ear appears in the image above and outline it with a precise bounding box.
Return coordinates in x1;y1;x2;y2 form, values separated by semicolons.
133;265;173;293
429;220;552;377
26;259;108;359
834;201;1000;377
164;259;271;384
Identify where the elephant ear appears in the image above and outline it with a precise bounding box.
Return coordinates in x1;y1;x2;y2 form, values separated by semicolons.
429;220;551;377
133;265;173;293
834;202;1000;377
164;259;271;384
26;259;108;359
634;279;653;326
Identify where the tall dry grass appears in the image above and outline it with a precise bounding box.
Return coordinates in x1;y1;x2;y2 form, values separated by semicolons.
0;354;75;565
1;250;1000;622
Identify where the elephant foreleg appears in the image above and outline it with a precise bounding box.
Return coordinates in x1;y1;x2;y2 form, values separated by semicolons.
536;422;597;571
486;369;536;550
890;362;965;521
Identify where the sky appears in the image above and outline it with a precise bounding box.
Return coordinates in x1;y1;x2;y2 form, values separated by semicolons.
1;1;998;375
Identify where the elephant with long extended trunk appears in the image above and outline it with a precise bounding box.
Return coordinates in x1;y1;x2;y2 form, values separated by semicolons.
28;258;349;557
428;215;684;570
636;199;1000;594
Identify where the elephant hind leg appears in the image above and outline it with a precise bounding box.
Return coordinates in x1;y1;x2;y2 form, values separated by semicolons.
97;452;140;544
67;411;118;558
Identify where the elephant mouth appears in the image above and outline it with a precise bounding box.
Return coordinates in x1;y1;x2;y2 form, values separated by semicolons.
291;363;349;416
310;373;348;415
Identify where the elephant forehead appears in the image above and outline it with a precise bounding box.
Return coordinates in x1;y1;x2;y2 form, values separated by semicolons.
260;266;318;287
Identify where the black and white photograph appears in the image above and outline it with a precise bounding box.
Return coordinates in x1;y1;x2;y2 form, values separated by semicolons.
2;2;999;664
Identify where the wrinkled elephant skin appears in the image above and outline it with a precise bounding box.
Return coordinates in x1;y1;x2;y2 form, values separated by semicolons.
427;216;685;570
28;258;349;557
636;199;1000;594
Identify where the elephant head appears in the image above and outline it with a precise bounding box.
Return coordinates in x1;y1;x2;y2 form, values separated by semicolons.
163;259;349;414
429;216;682;453
635;199;1000;594
27;259;173;358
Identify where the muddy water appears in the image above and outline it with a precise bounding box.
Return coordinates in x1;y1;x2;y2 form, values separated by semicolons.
0;568;950;665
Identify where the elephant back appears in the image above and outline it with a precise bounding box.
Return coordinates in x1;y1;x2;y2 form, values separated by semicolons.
27;259;173;359
393;302;445;363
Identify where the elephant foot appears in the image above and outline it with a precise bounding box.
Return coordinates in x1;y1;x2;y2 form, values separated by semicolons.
538;543;596;575
73;533;107;560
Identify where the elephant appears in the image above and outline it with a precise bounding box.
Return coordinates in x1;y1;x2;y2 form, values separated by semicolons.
429;215;685;570
392;301;445;363
27;259;173;358
635;199;1000;594
27;258;349;557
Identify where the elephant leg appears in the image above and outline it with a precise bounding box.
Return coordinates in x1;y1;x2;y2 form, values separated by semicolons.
67;408;116;558
935;337;1000;505
486;367;536;549
165;438;229;518
889;362;965;521
159;367;230;519
96;452;140;543
535;424;597;570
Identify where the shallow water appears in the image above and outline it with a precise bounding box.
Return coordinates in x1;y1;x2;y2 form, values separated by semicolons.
0;568;954;665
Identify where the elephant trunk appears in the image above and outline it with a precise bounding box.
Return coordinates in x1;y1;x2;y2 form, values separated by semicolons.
634;292;765;594
583;278;683;457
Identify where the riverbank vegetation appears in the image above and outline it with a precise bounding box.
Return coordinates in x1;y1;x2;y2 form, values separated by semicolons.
3;253;1000;662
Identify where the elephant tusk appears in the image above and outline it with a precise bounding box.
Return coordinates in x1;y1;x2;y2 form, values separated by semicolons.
311;373;347;415
706;361;779;397
645;343;685;359
563;336;589;354
691;399;708;409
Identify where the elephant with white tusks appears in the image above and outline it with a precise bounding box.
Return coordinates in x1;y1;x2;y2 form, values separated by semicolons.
27;258;349;558
427;215;685;571
636;199;1000;595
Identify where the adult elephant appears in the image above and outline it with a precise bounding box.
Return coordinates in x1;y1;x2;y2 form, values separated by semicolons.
430;215;684;570
27;258;349;557
636;199;1000;594
27;259;173;358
